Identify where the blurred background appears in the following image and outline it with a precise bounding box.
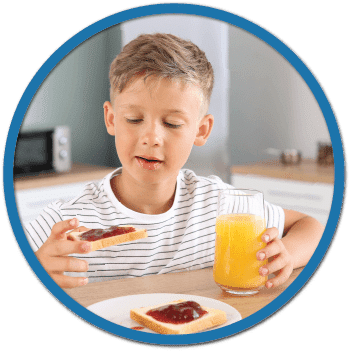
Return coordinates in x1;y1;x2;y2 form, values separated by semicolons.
14;15;334;226
19;15;331;176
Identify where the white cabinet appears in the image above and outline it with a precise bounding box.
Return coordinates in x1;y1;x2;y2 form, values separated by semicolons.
231;173;333;226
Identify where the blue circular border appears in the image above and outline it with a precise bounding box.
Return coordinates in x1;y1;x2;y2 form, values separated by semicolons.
3;3;344;346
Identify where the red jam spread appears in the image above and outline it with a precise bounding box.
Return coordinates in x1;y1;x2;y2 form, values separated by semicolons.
131;326;145;330
75;226;135;242
146;301;208;324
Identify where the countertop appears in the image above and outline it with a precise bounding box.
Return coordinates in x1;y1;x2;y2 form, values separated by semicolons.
14;163;115;191
231;159;334;184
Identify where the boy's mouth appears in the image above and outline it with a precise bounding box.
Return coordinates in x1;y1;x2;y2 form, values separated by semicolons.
136;156;163;171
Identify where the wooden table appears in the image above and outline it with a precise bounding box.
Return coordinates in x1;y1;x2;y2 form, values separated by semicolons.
65;267;303;320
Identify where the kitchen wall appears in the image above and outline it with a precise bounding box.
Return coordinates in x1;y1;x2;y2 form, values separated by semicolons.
19;20;331;175
21;25;122;168
228;25;331;165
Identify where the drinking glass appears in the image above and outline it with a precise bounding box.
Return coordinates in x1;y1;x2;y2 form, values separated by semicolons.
213;189;267;295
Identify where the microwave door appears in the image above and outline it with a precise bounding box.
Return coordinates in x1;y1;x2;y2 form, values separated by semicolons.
14;131;53;177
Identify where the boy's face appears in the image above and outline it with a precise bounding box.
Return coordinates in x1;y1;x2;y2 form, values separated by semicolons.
104;77;213;187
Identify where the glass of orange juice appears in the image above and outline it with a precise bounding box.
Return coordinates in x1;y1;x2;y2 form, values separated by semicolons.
213;189;267;295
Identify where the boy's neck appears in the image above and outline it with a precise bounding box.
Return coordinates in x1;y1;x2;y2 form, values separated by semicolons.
110;172;177;215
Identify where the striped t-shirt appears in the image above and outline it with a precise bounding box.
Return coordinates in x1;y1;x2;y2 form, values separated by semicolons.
25;168;285;283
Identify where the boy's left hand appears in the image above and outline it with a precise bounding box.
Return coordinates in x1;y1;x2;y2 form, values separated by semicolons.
256;227;294;289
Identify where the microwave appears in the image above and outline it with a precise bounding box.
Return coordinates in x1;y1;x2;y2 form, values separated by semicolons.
14;126;72;177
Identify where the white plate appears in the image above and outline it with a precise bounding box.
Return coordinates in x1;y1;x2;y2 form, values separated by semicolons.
87;293;242;334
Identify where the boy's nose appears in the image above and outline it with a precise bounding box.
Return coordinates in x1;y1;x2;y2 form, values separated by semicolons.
141;122;163;146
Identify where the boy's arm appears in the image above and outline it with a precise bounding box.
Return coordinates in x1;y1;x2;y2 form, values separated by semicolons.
257;209;324;288
281;209;324;269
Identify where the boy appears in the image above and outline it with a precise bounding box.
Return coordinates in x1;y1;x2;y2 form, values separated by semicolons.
26;33;324;289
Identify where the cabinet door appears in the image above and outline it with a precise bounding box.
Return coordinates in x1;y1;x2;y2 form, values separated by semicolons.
231;174;333;226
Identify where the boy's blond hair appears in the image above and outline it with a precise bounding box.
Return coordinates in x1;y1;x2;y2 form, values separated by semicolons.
109;33;214;114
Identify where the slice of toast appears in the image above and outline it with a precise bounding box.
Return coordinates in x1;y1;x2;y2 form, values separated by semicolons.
130;299;227;334
67;225;147;251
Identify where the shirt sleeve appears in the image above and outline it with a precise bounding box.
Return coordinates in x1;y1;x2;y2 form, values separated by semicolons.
264;200;285;239
23;200;64;252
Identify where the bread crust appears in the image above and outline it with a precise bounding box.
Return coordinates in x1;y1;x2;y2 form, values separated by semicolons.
130;299;227;334
67;226;147;251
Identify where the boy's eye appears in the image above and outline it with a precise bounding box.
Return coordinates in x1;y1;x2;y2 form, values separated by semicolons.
164;121;182;129
125;118;182;128
126;118;143;124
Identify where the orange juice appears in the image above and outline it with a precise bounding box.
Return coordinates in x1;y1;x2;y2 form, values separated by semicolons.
213;213;267;290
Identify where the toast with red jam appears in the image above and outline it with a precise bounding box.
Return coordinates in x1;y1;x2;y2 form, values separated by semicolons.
67;225;147;251
130;299;227;334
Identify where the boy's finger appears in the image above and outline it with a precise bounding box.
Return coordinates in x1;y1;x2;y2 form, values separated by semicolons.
265;264;293;289
261;227;279;243
257;238;284;261
48;239;92;257
45;256;89;273
259;253;289;277
52;273;88;289
51;218;79;240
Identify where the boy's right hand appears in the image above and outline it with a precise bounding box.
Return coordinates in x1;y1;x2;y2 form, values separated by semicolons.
35;218;92;289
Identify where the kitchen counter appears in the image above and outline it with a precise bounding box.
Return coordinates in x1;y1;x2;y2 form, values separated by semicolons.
231;159;334;184
14;163;116;190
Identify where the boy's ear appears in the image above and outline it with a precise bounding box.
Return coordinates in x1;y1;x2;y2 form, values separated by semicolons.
194;114;214;146
103;101;116;136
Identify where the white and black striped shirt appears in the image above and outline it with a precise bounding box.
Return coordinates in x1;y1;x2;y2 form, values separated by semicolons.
25;168;285;283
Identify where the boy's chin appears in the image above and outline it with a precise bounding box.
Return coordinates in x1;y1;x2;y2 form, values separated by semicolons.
123;166;178;186
136;172;172;185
